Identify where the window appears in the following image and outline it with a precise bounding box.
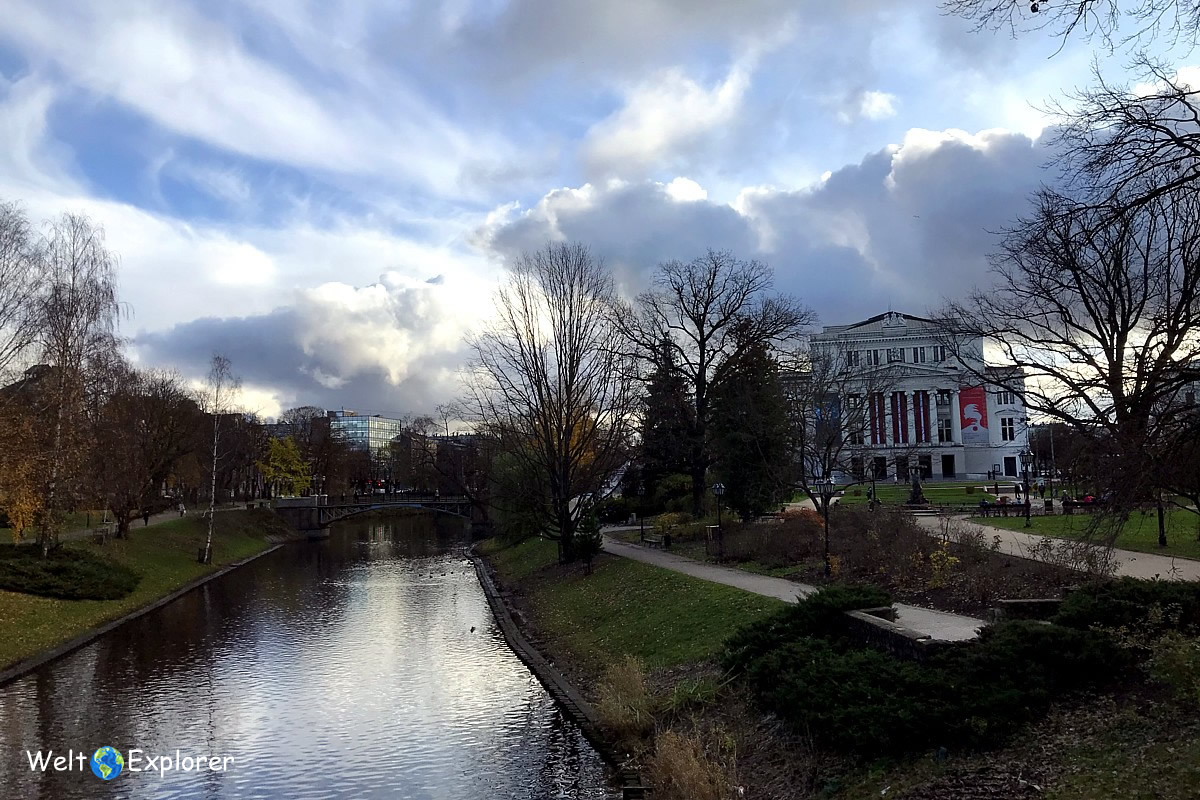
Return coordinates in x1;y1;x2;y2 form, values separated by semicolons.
887;347;903;363
932;345;947;362
912;346;927;364
935;390;951;407
848;350;860;367
1187;391;1196;406
938;418;953;443
867;349;881;366
848;426;864;446
997;390;1017;405
1001;417;1015;441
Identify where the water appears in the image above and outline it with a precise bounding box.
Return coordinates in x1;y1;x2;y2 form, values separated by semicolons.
0;514;616;799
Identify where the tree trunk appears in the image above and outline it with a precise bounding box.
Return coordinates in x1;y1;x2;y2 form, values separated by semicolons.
1158;496;1167;548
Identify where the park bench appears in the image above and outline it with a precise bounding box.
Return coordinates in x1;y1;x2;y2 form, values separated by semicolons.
640;531;668;548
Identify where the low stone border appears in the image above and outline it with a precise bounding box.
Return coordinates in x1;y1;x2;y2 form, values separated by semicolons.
841;609;955;662
469;548;649;799
0;544;284;689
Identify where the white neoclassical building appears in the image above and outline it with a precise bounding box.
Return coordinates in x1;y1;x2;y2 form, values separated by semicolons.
809;311;1030;482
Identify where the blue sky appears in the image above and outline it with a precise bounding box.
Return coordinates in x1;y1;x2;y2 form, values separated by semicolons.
0;1;1189;417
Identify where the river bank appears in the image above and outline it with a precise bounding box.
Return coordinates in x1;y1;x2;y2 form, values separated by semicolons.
0;508;295;678
480;535;1200;800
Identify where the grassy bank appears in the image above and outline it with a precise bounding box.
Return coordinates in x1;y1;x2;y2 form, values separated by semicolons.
479;536;783;672
972;509;1200;560
0;509;286;672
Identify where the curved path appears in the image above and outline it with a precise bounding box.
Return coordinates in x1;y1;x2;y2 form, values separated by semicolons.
601;532;983;641
914;515;1200;581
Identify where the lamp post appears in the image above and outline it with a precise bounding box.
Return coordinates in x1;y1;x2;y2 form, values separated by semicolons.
818;476;834;577
711;482;726;559
1019;448;1034;528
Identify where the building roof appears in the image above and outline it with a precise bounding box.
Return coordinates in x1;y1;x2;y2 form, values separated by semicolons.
816;311;939;337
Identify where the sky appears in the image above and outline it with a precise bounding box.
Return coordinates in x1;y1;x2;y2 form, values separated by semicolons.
0;1;1188;419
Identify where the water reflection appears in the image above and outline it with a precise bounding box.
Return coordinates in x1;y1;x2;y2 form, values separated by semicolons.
0;513;615;799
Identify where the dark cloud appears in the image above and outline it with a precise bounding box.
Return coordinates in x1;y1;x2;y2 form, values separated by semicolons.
476;128;1053;325
133;276;469;416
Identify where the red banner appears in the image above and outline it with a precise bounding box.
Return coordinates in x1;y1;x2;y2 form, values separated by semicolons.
959;386;989;444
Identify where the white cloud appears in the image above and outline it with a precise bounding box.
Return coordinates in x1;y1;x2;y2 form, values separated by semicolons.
665;177;709;202
0;0;514;198
859;90;898;120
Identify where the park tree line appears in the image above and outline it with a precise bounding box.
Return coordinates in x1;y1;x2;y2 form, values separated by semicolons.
0;201;417;556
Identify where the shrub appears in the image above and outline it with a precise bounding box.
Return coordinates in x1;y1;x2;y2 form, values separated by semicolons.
594;656;655;742
1147;632;1200;705
647;730;731;800
722;516;820;568
595;497;632;525
722;585;892;673
724;591;1129;756
744;637;939;754
1054;578;1200;633
664;676;725;715
0;544;140;600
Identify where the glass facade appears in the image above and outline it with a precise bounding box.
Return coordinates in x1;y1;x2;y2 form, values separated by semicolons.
329;412;408;459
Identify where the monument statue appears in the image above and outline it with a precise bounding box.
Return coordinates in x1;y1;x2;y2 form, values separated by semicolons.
908;470;927;505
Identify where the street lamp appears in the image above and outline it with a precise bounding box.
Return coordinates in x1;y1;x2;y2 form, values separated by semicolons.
818;476;835;577
711;482;726;559
1019;448;1034;528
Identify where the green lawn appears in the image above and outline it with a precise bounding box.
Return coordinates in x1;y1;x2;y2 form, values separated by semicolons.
482;536;785;670
2;510;108;541
971;509;1200;560
0;510;283;671
838;481;995;507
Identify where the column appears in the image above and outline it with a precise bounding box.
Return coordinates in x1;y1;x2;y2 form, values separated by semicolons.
907;391;918;446
950;389;962;444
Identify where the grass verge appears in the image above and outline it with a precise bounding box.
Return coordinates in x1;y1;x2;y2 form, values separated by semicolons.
480;536;784;671
971;509;1200;560
0;509;285;672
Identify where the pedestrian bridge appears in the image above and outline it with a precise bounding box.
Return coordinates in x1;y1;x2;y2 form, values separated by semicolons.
274;496;473;531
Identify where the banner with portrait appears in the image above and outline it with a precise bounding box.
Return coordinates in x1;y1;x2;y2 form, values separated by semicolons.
958;386;989;444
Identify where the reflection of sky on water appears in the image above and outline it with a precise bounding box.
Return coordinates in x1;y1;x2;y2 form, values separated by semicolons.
0;514;615;799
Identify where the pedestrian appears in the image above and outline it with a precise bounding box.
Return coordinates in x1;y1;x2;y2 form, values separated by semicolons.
1013;482;1022;501
143;509;151;527
177;501;186;517
1038;482;1046;499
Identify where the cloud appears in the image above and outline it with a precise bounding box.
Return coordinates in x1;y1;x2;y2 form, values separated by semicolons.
478;127;1050;323
0;0;516;199
134;273;479;417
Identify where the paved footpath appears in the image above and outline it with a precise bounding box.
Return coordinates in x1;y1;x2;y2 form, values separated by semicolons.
601;533;983;641
915;515;1200;582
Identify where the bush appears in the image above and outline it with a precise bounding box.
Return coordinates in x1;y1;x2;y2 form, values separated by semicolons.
593;656;655;742
722;514;821;568
722;585;892;673
0;544;140;600
595;497;632;525
1054;578;1200;633
647;730;731;800
723;586;1129;756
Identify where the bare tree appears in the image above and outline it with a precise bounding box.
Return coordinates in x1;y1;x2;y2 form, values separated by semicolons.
937;185;1200;530
0;200;41;386
92;365;202;536
942;0;1200;50
459;242;637;562
786;344;909;514
199;354;241;563
616;250;813;516
34;213;121;556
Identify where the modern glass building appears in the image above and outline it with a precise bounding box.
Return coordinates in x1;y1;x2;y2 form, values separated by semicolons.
328;410;408;458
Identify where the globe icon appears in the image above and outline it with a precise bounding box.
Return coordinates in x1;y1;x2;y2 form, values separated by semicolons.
90;747;124;781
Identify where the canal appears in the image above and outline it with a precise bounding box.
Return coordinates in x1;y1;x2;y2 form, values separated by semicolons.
0;514;616;799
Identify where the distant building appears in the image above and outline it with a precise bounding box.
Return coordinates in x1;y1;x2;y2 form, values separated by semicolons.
328;410;407;457
809;311;1030;482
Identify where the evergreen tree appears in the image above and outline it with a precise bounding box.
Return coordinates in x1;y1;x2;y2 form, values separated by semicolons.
637;337;694;507
709;330;791;519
